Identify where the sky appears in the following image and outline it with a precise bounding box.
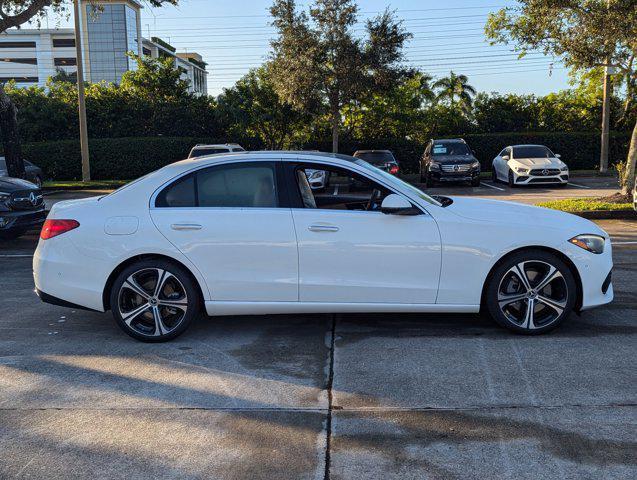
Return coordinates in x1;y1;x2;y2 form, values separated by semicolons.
47;0;572;97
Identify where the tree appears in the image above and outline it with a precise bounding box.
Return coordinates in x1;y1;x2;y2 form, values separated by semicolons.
216;66;310;149
269;0;411;152
486;0;637;194
433;72;477;114
0;0;177;179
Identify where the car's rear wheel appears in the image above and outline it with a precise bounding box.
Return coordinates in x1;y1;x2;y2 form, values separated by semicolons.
110;259;200;342
485;250;576;334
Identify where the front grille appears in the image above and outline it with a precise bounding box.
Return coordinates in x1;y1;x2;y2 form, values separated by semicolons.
529;177;561;183
441;164;471;173
530;168;561;176
9;189;44;211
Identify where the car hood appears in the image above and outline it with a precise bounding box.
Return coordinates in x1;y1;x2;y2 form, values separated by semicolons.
445;196;606;237
513;157;565;168
0;177;38;192
432;155;477;164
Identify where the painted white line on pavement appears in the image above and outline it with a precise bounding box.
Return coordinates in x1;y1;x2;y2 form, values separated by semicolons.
480;181;505;191
613;241;637;245
567;182;590;189
0;254;33;258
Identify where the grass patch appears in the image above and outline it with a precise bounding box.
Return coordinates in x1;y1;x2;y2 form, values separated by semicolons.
537;197;632;212
43;179;129;189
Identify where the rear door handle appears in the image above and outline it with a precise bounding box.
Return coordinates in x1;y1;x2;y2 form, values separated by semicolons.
308;225;339;233
171;223;202;231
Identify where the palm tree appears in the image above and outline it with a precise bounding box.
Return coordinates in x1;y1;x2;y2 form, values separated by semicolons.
433;71;477;112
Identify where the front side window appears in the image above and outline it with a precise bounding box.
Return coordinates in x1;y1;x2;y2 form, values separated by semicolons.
293;163;391;212
156;162;278;208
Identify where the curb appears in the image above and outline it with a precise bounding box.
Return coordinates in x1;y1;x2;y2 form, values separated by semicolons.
570;210;635;220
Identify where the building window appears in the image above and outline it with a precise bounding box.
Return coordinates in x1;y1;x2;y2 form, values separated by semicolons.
0;42;36;49
0;76;38;83
0;58;37;65
142;47;151;56
54;58;77;66
53;38;75;48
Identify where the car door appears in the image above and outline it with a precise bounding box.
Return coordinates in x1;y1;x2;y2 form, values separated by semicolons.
287;161;441;304
150;160;298;302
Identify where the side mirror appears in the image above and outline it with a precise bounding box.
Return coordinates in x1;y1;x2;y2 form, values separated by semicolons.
555;153;561;158
501;155;510;161
381;194;419;215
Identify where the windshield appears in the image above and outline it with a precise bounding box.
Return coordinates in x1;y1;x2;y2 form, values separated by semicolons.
354;160;441;206
190;148;229;158
355;152;396;165
512;146;554;158
432;143;470;156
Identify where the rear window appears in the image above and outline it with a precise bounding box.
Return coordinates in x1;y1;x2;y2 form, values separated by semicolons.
189;148;229;158
432;143;470;156
354;152;396;165
512;146;553;158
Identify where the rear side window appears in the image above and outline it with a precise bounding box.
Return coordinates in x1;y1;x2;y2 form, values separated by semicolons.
198;164;277;207
156;174;196;207
155;162;278;208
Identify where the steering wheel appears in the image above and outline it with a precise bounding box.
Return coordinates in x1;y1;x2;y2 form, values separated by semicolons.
366;189;383;211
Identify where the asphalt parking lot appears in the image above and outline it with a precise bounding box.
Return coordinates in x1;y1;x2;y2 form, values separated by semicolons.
1;187;635;479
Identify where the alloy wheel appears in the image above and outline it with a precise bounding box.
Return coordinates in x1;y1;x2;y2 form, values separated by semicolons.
117;267;189;337
497;260;568;330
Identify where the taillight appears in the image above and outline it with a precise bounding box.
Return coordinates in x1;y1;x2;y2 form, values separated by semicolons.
40;219;80;240
389;165;399;175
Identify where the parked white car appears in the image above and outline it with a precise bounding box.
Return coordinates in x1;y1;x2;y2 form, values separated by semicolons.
492;144;569;187
34;151;613;341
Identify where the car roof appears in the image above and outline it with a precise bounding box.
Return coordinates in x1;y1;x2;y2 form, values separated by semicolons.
192;144;237;149
432;139;465;143
511;144;547;148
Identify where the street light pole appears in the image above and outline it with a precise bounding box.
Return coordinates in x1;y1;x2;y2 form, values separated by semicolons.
73;0;91;182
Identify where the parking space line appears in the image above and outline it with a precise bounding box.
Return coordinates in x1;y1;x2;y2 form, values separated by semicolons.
567;182;590;189
613;241;637;245
480;181;505;191
0;254;33;258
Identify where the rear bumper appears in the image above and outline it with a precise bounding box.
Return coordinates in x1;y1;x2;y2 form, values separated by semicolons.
36;288;100;312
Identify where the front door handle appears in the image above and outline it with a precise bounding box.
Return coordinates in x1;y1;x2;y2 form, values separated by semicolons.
171;223;202;231
308;225;339;233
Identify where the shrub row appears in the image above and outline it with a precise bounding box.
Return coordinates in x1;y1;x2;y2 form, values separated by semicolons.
14;131;632;180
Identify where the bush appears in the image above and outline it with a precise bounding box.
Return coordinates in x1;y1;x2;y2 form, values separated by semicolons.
14;131;632;180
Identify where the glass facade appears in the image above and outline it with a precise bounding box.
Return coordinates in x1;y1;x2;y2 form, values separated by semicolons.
86;3;139;84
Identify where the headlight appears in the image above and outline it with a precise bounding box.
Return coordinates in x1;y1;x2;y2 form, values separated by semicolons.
569;234;605;254
515;167;528;173
560;166;568;171
471;161;480;169
430;162;440;171
0;192;10;202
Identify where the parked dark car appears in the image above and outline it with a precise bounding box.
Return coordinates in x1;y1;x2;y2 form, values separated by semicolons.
420;139;481;187
0;157;44;188
0;177;46;239
353;150;400;175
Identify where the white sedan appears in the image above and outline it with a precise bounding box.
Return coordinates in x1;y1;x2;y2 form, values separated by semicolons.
492;144;569;187
34;152;613;341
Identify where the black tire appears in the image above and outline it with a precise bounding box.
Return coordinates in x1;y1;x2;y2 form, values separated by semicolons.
485;249;577;335
471;177;481;187
491;169;498;182
0;228;28;240
507;170;515;188
110;258;201;342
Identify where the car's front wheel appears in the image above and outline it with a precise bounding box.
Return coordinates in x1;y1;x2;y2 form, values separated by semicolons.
485;250;577;334
507;170;516;187
110;259;201;342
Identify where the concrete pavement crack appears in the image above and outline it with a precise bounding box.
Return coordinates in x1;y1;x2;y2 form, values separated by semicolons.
323;313;337;480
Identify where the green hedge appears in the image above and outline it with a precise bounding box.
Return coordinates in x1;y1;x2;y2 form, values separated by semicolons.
15;132;632;180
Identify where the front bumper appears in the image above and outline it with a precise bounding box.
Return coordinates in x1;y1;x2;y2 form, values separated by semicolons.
514;172;569;185
0;208;46;231
430;170;480;182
